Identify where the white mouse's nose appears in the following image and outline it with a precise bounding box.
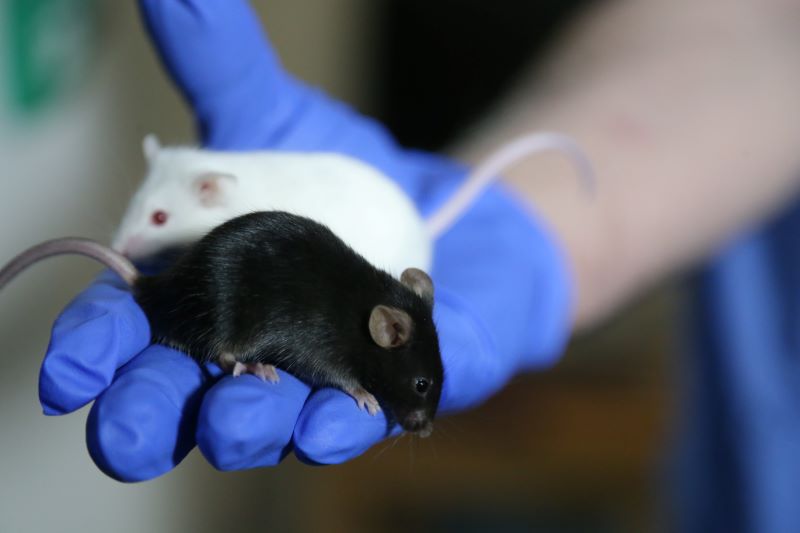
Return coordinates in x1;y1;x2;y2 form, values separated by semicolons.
118;236;145;258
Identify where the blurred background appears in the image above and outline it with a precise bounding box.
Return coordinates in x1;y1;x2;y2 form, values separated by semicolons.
0;1;680;531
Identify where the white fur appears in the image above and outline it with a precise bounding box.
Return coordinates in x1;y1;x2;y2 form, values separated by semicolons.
113;140;433;276
115;133;593;277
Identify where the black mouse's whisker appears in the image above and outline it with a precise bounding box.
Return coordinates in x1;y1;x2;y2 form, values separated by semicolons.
433;423;456;444
408;431;419;473
428;433;440;462
370;440;394;463
438;417;466;435
371;432;406;463
392;431;407;451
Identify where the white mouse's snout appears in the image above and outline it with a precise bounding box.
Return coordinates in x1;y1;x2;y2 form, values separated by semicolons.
114;235;147;259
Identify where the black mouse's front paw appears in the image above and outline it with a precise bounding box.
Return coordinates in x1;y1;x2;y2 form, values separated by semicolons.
345;386;381;415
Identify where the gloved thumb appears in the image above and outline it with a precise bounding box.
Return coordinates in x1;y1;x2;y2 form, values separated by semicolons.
138;0;300;149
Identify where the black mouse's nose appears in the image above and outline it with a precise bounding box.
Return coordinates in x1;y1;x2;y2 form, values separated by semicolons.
402;410;433;438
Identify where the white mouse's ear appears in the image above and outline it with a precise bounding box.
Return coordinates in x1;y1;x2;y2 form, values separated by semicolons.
142;134;161;161
193;172;237;207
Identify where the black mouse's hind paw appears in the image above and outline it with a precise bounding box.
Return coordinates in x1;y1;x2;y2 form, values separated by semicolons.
345;386;381;415
234;361;280;383
219;353;280;383
218;352;238;372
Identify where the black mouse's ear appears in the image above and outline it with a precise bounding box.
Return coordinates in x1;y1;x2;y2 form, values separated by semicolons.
400;268;434;305
142;134;161;163
369;305;413;348
193;172;237;207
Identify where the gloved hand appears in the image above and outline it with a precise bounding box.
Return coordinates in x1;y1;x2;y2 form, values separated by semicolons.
38;0;573;481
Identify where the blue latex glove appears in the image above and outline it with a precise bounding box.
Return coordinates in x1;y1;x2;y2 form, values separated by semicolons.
39;0;573;481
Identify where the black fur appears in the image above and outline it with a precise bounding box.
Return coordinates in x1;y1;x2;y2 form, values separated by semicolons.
134;211;443;429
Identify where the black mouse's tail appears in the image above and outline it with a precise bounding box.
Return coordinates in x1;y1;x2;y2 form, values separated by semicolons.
0;238;139;289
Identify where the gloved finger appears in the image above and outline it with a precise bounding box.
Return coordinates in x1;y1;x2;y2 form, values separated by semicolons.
293;387;402;465
290;292;503;465
137;0;298;148
86;345;212;482
196;369;311;471
40;272;150;415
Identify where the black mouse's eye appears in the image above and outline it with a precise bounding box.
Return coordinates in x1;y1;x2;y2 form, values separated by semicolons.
151;210;169;226
414;378;429;395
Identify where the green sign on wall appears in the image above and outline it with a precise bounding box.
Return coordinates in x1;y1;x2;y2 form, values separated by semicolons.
5;0;97;116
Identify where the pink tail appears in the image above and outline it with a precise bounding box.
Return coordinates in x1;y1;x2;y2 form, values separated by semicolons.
0;238;139;289
426;132;595;238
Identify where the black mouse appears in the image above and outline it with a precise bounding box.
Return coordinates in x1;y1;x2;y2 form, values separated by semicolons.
0;211;443;437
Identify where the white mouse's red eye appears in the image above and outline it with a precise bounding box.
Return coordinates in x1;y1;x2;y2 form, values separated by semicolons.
151;210;168;226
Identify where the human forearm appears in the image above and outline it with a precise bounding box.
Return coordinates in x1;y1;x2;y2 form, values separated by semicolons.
454;0;800;329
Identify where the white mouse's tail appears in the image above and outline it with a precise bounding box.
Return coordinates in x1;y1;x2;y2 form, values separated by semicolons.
426;132;595;238
0;238;139;290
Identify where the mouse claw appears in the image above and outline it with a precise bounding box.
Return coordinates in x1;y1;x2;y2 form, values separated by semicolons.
346;386;381;415
229;361;280;383
232;361;247;377
252;363;280;384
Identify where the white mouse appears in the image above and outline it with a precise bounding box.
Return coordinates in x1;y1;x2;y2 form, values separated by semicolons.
113;135;432;275
112;132;593;275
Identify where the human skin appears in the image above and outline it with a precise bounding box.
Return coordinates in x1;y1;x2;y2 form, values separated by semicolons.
455;0;800;329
